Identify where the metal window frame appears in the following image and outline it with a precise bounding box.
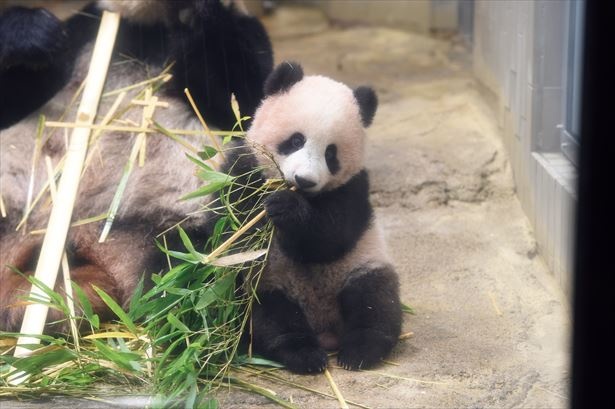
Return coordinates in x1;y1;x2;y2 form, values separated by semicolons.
560;0;585;167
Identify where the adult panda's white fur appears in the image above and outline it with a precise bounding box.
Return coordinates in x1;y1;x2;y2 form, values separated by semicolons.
221;62;402;373
0;0;272;331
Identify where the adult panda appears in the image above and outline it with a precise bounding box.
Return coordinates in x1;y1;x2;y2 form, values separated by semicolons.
222;62;403;373
0;0;272;129
0;0;273;331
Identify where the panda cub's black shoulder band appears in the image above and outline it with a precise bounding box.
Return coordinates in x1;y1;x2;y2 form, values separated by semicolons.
263;61;304;96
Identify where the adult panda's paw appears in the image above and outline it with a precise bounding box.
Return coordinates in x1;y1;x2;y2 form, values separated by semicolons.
0;7;67;70
264;190;310;228
337;328;395;371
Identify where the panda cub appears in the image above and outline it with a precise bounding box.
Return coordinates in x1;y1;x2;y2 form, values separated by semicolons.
227;62;402;373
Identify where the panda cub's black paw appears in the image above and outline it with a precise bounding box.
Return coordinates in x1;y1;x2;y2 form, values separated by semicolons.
264;190;310;228
277;345;328;374
0;7;67;69
337;328;395;371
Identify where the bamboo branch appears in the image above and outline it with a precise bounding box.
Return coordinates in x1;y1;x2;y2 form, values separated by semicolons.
184;88;225;160
324;368;349;409
45;156;80;352
44;121;244;137
11;11;121;383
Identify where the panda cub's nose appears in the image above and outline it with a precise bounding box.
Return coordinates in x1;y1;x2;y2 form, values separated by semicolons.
295;175;316;189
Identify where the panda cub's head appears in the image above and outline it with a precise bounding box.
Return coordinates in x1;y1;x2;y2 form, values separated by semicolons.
247;61;377;194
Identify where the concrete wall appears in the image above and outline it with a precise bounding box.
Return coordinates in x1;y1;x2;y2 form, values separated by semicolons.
473;0;577;299
294;0;458;33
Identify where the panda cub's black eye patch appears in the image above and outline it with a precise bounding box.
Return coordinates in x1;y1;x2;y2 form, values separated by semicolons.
325;144;340;174
277;132;306;155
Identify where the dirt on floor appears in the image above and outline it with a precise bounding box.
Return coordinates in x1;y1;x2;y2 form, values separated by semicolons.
2;5;570;409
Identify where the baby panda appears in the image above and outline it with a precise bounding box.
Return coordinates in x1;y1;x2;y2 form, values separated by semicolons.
0;0;272;331
224;62;402;372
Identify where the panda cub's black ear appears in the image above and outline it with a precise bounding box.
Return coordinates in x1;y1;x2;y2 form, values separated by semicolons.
353;86;378;127
264;61;304;96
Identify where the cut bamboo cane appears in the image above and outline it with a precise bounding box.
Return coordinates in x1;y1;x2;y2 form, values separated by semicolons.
11;11;120;383
324;368;349;409
45;156;80;352
44;121;245;138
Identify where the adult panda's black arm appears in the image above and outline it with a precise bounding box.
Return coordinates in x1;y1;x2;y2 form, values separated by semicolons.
170;1;273;130
265;170;373;263
0;3;102;130
0;6;71;129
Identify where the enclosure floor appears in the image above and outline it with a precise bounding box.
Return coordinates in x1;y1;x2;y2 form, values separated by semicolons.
219;6;570;409
3;5;570;409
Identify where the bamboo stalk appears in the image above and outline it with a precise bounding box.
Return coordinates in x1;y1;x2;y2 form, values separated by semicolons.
183;88;225;160
44;121;244;137
202;209;267;263
324;368;349;409
11;11;121;382
44;156;80;352
0;191;6;218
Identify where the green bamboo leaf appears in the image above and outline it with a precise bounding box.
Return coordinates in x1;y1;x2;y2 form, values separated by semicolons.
234;355;284;368
198;146;218;161
177;226;204;260
195;273;236;310
401;302;416;315
166;312;190;333
180;181;231;200
155;239;200;264
92;340;142;372
185;153;213;171
10;347;76;375
92;285;138;334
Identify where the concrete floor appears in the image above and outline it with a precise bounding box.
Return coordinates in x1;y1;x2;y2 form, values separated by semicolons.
2;5;570;409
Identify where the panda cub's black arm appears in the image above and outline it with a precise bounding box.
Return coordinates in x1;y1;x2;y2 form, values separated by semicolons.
265;170;373;263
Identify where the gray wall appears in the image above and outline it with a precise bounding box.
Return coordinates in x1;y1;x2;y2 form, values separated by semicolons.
473;0;577;299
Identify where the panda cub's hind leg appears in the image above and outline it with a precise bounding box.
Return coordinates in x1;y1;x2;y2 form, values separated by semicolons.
251;290;328;374
337;265;402;370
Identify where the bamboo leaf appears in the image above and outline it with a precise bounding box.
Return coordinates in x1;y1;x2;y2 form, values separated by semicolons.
195;273;236;310
177;226;204;260
92;340;141;372
180;181;232;200
92;286;138;334
198;146;219;161
83;332;138;339
166;312;190;333
401;302;416;315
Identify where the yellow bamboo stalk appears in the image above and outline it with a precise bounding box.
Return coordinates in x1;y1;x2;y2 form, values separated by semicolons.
45;156;80;352
44;121;244;137
11;11;121;383
324;368;349;409
0;191;6;218
202;209;267;264
183;88;225;160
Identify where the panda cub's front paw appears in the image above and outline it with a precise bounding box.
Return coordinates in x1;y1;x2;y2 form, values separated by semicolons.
264;190;310;228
